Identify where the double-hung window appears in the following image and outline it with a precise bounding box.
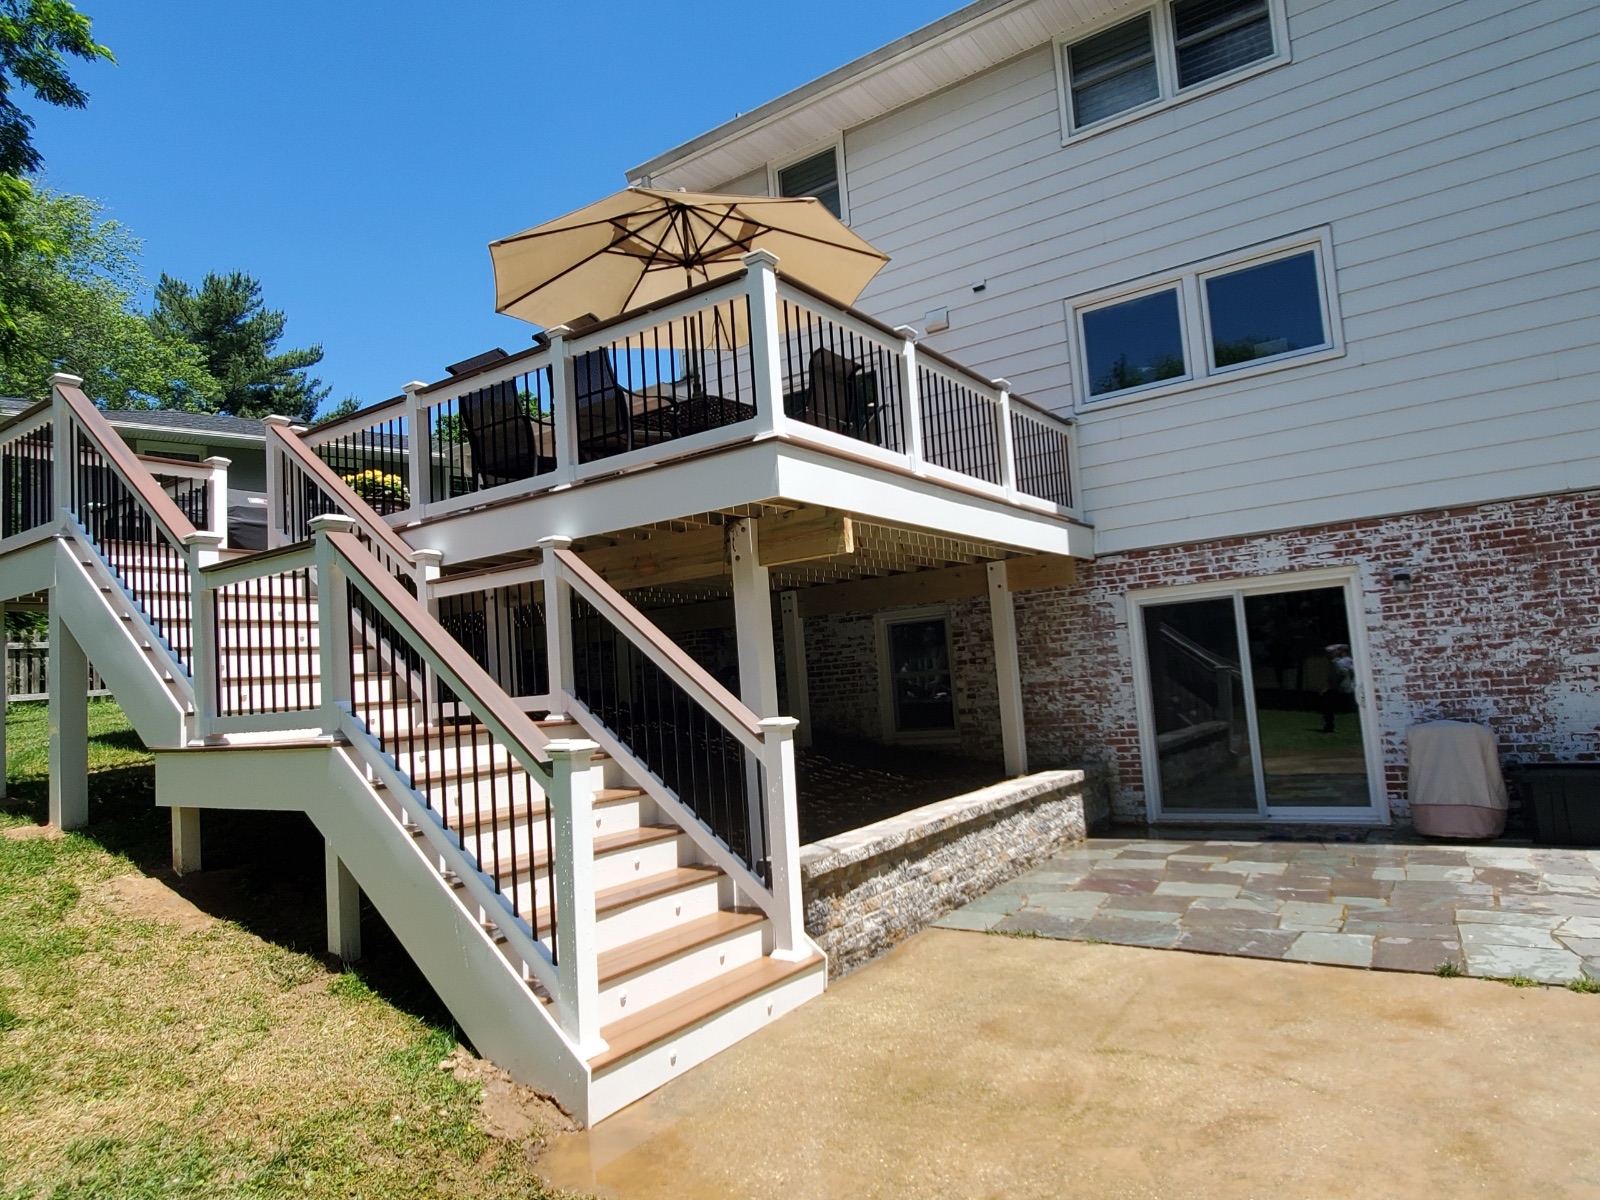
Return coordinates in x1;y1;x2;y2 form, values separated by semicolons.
1069;231;1341;407
1057;0;1286;136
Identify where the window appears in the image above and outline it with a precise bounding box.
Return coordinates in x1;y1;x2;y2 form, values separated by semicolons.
1082;288;1188;397
879;613;956;736
777;148;842;219
1067;15;1159;128
1203;250;1326;370
1056;0;1286;138
1068;230;1341;407
1172;0;1274;88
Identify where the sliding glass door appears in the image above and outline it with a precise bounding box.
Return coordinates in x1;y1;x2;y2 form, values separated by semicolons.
1138;578;1377;820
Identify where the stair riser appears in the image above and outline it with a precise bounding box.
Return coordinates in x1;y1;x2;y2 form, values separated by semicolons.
500;833;695;912
598;923;770;1026
451;794;652;852
595;875;732;953
587;962;828;1123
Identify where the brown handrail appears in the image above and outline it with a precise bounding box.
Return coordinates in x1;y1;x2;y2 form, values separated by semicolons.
198;538;313;579
0;396;53;432
554;546;764;739
269;423;418;567
57;384;200;543
326;529;556;766
415;342;551;397
297;393;407;438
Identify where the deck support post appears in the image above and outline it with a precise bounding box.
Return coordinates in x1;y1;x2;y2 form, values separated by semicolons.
537;536;575;712
779;591;811;748
324;842;362;962
171;807;203;875
730;518;779;851
986;560;1028;776
547;739;606;1058
47;600;89;830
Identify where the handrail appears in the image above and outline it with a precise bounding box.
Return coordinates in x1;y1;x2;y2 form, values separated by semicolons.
0;398;53;438
554;546;763;741
298;394;407;444
58;384;200;543
415;342;551;398
199;539;315;589
329;530;556;774
269;422;417;568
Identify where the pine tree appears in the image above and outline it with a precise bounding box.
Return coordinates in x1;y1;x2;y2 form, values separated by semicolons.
149;271;330;421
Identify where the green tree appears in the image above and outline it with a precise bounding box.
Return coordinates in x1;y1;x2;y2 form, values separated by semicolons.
150;271;330;421
0;0;114;359
0;188;217;407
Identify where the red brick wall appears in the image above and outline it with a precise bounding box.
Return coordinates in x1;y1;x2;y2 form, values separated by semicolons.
1016;491;1600;822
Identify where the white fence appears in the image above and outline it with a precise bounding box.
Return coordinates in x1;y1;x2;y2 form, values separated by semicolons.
6;642;109;702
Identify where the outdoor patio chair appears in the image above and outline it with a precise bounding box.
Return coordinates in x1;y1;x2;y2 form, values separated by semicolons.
458;378;554;487
784;346;883;445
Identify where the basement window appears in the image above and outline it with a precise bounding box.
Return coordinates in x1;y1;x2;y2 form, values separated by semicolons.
878;611;957;738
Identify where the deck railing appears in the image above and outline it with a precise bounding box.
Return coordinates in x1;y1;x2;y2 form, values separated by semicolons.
0;401;54;541
364;252;1077;522
299;398;413;518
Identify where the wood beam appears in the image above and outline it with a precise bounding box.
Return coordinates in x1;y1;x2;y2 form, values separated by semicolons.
757;507;852;567
796;554;1076;619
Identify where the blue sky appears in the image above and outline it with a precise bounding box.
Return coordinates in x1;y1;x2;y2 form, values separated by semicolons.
30;0;955;413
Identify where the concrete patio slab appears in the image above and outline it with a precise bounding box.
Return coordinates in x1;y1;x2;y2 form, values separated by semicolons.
541;932;1600;1199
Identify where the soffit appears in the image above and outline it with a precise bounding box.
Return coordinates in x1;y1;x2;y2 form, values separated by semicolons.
629;0;1140;193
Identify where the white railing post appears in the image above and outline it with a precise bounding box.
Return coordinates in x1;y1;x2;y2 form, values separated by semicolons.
743;249;787;440
402;381;429;517
893;327;925;475
758;715;807;960
1065;416;1081;512
184;532;225;740
262;416;292;548
48;373;82;525
202;456;230;543
993;378;1017;498
545;737;607;1058
410;547;444;719
310;514;356;735
546;327;579;487
537;536;574;711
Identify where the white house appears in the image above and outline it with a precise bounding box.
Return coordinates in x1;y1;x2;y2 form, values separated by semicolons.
4;0;1594;1125
630;0;1600;827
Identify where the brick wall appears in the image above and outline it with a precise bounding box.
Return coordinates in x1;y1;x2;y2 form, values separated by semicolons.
1017;491;1600;822
803;596;1002;762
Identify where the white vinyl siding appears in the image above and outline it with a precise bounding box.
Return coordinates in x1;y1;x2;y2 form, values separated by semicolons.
836;0;1600;554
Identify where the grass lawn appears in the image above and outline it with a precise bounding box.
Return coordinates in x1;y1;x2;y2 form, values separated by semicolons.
0;700;585;1199
1252;706;1364;758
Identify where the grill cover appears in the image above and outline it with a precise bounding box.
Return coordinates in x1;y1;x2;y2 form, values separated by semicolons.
1407;720;1508;838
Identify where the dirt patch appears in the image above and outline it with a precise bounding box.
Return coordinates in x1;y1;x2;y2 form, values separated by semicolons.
438;1046;577;1160
89;872;216;934
3;823;65;841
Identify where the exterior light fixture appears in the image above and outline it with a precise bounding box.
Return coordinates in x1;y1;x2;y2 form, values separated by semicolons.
1391;568;1414;594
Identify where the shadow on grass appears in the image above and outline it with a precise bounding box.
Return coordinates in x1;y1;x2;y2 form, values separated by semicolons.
5;747;460;1038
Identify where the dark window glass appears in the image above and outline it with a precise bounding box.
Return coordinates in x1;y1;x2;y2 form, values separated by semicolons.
888;618;955;732
778;150;842;219
1067;15;1160;127
1205;251;1326;368
1171;0;1274;88
1082;289;1187;397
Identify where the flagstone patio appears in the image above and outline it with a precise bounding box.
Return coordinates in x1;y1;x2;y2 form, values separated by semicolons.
934;838;1600;984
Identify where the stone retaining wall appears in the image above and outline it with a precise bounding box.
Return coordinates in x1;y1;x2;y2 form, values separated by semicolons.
800;769;1095;978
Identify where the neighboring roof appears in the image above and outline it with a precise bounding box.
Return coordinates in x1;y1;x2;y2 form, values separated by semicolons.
628;0;1127;192
0;397;266;446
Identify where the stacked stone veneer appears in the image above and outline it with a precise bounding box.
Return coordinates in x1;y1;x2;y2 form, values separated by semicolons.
800;769;1095;977
1016;491;1600;823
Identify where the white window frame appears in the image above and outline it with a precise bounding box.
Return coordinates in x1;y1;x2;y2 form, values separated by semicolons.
1053;0;1291;143
1126;566;1388;825
874;606;960;744
768;135;849;225
1066;227;1344;413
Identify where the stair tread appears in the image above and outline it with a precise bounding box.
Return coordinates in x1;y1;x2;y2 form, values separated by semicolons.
595;864;723;915
597;908;765;986
590;952;824;1072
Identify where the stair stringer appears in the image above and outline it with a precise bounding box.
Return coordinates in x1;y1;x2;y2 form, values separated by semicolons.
153;742;594;1123
51;536;191;750
0;528;58;603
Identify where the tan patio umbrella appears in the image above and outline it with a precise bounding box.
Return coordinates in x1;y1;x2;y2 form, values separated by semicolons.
489;188;890;330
